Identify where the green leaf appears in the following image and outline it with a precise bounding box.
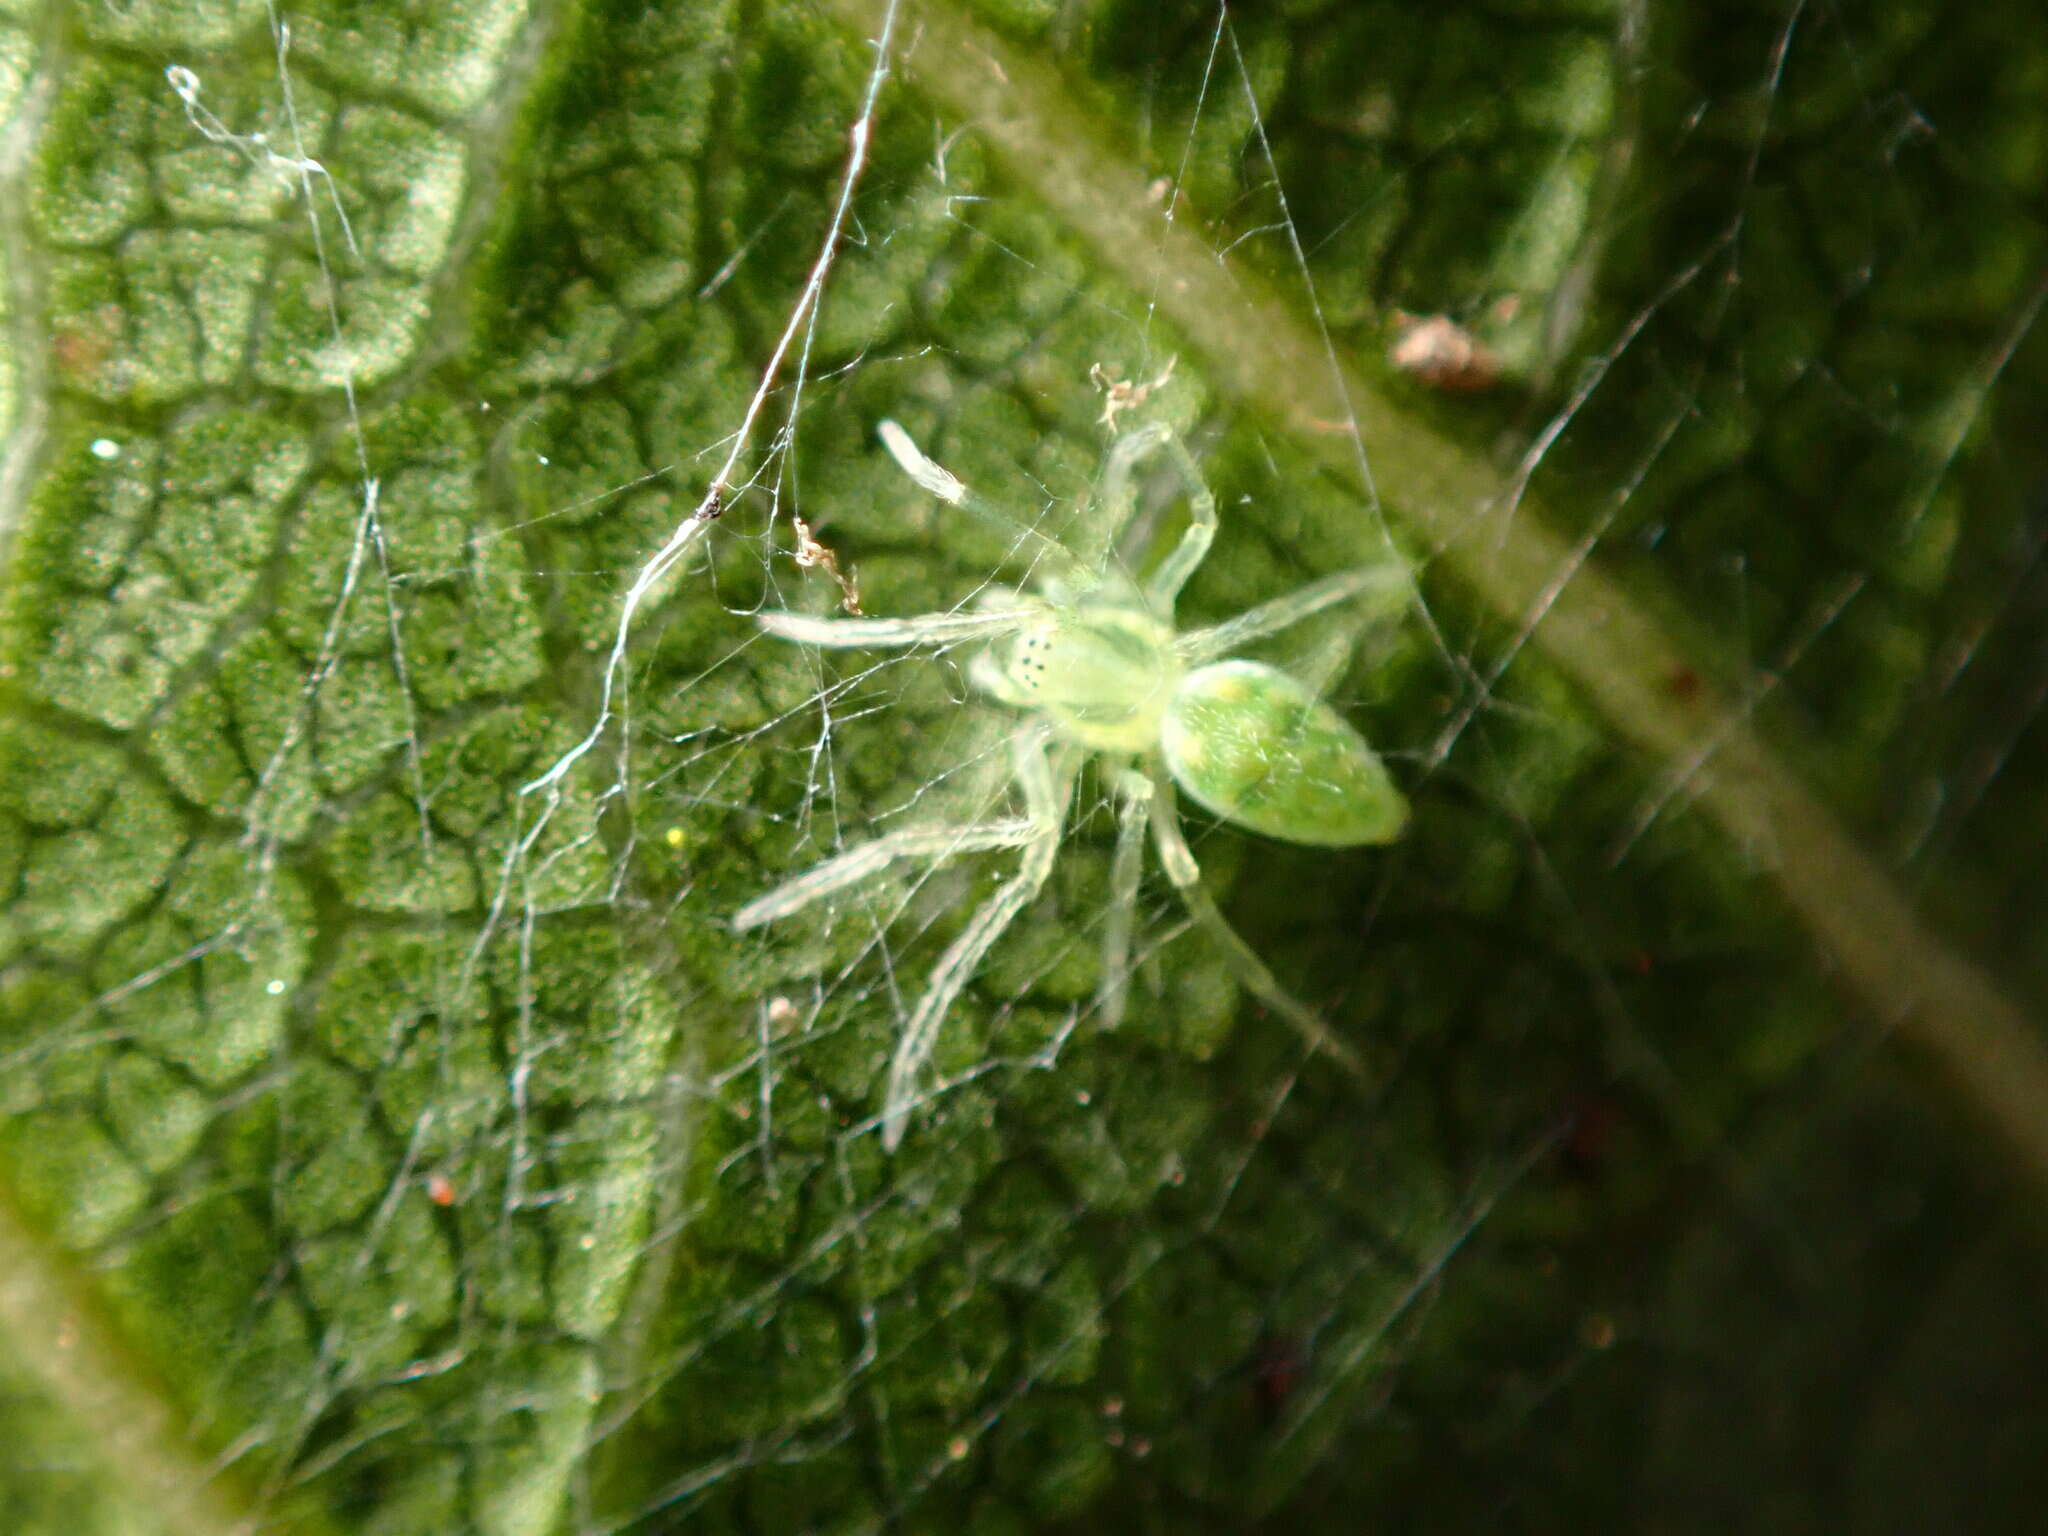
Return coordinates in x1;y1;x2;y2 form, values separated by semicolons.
3;1;2047;1531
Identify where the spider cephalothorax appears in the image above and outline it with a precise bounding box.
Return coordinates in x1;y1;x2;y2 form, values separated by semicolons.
738;415;1411;1148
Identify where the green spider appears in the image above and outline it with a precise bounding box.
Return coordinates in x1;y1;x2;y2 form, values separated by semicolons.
737;416;1412;1149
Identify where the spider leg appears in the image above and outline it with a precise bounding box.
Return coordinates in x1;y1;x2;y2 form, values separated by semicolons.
1097;768;1154;1030
1179;564;1411;666
1132;431;1218;612
1072;423;1166;565
1146;770;1370;1083
731;817;1043;930
756;607;1038;649
878;420;1078;574
881;730;1077;1150
1058;423;1219;608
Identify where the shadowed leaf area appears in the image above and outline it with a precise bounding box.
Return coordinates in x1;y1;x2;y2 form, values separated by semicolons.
2;0;2045;1531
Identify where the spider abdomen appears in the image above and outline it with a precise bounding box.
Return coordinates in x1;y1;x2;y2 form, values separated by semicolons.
1161;660;1407;848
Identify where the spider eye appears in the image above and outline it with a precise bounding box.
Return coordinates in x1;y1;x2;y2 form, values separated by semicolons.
1009;630;1053;682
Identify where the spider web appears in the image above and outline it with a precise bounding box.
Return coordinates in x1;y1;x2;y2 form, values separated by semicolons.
2;0;2048;1532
